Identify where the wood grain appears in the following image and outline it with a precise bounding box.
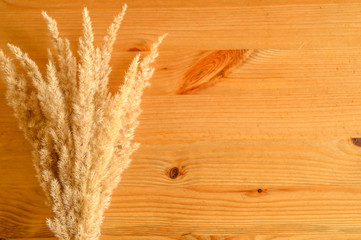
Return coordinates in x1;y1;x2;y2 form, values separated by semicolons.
9;236;361;240
177;50;253;94
2;0;361;239
3;1;361;49
3;138;361;188
5;48;361;139
2;138;361;238
1;48;361;97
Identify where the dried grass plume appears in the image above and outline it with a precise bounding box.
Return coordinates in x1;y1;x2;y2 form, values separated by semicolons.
0;4;166;240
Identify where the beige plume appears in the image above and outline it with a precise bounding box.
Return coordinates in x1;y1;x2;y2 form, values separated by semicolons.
0;5;166;240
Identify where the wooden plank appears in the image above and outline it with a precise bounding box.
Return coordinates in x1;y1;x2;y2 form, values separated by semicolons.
2;138;361;188
2;184;361;237
2;1;361;49
3;93;361;139
4;0;361;8
109;236;361;240
7;236;361;240
2;138;361;237
1;48;361;96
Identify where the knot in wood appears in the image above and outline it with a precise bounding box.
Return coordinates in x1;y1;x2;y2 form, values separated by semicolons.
169;167;179;179
351;138;361;147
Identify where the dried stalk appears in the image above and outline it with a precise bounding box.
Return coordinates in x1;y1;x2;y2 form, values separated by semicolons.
0;5;166;240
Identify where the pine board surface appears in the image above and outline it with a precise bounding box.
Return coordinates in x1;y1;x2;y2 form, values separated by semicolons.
2;0;361;239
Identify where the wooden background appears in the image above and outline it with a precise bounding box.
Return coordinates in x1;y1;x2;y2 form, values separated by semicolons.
2;0;361;239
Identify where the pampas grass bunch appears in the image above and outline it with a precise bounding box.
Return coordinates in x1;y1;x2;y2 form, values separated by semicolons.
0;4;165;240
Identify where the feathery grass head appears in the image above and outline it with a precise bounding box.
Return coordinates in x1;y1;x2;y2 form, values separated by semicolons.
0;5;165;240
